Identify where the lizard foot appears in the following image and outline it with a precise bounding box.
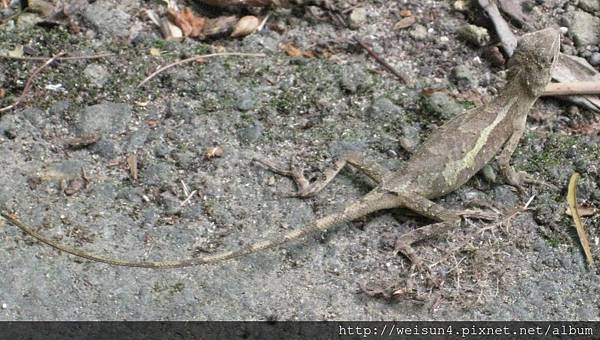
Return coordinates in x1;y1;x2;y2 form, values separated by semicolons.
503;167;557;193
253;156;333;198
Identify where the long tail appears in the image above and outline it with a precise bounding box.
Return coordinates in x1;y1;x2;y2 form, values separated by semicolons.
0;192;400;268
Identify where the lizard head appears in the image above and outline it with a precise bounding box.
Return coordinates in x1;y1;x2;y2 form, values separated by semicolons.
507;28;560;97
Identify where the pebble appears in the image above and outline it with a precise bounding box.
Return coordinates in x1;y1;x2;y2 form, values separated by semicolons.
409;24;428;41
84;64;109;87
1;303;7;309
589;52;600;66
348;7;367;30
456;24;490;47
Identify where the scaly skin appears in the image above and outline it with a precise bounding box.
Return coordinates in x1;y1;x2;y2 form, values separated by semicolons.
0;29;560;268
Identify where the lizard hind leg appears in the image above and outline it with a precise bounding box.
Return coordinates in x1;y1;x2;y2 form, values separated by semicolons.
253;152;390;198
393;194;461;269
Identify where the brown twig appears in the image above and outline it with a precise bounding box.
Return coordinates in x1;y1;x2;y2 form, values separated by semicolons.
0;52;113;61
543;81;600;96
137;52;266;87
353;36;407;83
0;52;66;113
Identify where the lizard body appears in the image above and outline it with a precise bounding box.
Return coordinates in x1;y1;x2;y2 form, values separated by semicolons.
0;28;560;268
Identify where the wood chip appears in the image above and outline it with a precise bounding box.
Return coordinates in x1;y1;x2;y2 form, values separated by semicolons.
394;16;416;30
65;133;99;149
399;9;412;17
127;153;138;181
204;144;224;160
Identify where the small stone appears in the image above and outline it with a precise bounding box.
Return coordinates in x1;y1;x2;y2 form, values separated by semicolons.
421;92;464;119
589;52;600;66
453;0;467;12
579;0;600;12
84;64;109;87
481;164;497;183
559;26;568;35
348;7;367;30
77;102;132;135
4;127;17;139
563;10;600;46
1;303;6;309
456;24;490;47
236;92;256;111
239;121;264;142
451;65;476;88
409;24;428;41
84;1;131;38
340;64;370;93
482;46;506;66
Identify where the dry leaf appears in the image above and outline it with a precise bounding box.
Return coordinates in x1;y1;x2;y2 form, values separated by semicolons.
567;172;594;268
204;144;224;160
145;119;160;128
167;7;205;38
203;16;238;37
8;45;24;58
65;133;99;149
1;0;8;9
160;17;183;40
0;88;5;99
566;205;597;217
399;9;412;17
127;153;138;181
149;48;161;56
231;15;260;38
27;0;55;18
394;16;416;30
280;43;302;57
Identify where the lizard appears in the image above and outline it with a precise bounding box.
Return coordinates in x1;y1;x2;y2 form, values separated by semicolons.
0;28;560;269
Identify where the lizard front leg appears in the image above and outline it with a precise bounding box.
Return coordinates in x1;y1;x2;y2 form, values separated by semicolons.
497;114;556;191
254;152;390;197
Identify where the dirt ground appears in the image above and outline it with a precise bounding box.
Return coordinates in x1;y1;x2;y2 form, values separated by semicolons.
0;0;599;320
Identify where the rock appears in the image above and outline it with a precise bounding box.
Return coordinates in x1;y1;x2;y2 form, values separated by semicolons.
91;139;119;159
589;52;600;66
367;97;403;120
348;7;367;30
453;0;468;12
84;64;110;87
126;126;149;151
340;64;370;93
409;24;428;41
239;121;264;142
482;46;506;66
399;124;421;152
77;102;132;135
236;92;256;111
84;1;131;38
421;92;464;119
451;65;476;88
493;185;519;208
15;13;42;29
579;0;600;12
20;108;45;128
563;10;600;46
481;164;497;183
456;24;490;47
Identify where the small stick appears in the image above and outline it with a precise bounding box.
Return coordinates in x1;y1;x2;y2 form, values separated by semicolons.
0;53;113;61
137;52;266;87
353;36;407;83
0;52;66;113
543;81;600;96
